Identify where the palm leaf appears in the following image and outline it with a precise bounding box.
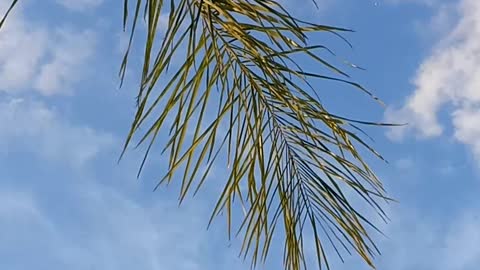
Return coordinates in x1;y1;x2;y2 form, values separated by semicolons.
2;1;396;269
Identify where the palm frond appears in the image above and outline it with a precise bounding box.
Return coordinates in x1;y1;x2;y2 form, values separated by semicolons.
119;1;393;269
1;1;394;269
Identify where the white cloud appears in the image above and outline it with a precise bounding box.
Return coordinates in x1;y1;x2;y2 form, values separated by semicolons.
0;3;49;92
441;213;480;269
0;2;97;95
452;107;480;158
327;203;480;270
379;209;440;270
55;0;104;11
339;205;480;270
394;157;414;170
386;0;480;160
0;98;114;167
423;2;457;34
34;29;96;95
0;180;244;270
0;190;54;230
0;189;62;266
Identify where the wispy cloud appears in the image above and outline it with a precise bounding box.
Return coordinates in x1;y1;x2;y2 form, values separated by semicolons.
0;179;244;270
55;0;104;11
441;212;480;269
335;203;480;270
0;2;97;96
0;3;49;92
0;98;114;167
385;0;480;160
34;29;96;95
383;205;480;270
394;157;415;170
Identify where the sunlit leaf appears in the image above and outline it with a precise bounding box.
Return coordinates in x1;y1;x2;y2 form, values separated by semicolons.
1;1;394;269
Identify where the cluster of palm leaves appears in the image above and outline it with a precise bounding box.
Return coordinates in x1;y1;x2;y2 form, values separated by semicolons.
2;0;393;269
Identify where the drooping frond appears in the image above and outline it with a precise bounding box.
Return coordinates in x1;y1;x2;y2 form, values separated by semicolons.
117;1;394;269
1;1;394;269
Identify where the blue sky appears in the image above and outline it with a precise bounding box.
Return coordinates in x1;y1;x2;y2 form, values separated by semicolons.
1;0;480;269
